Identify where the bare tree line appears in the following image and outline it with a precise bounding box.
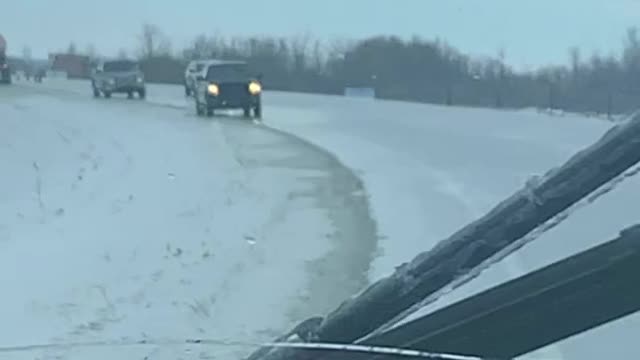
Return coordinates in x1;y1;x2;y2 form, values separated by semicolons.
77;24;640;115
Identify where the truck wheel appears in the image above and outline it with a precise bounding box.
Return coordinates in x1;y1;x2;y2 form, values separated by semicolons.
127;91;134;99
93;87;100;98
138;89;146;99
253;104;262;119
185;86;192;97
243;107;251;118
206;108;214;117
103;92;112;98
195;101;204;116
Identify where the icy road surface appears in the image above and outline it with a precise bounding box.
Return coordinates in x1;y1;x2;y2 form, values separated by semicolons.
6;79;640;359
0;83;378;359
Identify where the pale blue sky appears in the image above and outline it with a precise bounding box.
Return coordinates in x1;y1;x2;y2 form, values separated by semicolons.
1;0;639;69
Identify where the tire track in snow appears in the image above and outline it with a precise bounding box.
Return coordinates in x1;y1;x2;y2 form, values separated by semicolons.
217;118;380;325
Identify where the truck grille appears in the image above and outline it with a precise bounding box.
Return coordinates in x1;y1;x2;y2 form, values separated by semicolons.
116;75;137;86
218;83;249;99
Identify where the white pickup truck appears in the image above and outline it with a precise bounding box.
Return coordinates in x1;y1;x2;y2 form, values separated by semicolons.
91;59;146;99
184;59;215;96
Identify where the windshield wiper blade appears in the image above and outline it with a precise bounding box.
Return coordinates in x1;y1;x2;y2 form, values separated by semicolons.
252;224;640;360
359;223;640;359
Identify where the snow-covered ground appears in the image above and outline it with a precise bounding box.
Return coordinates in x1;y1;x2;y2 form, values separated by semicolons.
4;78;640;359
0;82;377;359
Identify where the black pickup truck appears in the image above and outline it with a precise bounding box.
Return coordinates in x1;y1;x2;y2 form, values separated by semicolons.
193;60;262;119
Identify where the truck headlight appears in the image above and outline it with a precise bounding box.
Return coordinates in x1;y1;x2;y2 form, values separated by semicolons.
248;81;262;95
136;76;143;83
207;84;219;95
107;78;116;85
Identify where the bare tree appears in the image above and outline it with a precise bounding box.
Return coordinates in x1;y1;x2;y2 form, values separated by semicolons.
289;34;311;72
138;23;171;59
311;39;325;72
497;48;507;80
157;38;172;57
569;46;581;79
139;23;158;58
189;34;211;59
492;49;507;108
623;27;640;85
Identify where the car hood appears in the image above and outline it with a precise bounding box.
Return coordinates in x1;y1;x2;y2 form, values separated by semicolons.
210;77;258;84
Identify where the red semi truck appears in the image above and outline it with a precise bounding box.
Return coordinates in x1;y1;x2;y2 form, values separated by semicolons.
0;34;11;84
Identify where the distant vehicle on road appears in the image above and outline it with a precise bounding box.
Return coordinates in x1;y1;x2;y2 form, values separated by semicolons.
194;60;263;119
91;59;146;99
0;34;12;84
184;59;214;96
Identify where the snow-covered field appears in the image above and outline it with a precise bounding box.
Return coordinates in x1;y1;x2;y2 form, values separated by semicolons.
3;78;640;359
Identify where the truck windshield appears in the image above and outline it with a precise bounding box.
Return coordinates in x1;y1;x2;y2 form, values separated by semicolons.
103;60;138;72
206;63;250;81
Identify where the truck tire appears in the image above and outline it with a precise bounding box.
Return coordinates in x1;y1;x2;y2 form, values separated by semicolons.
104;91;112;98
138;89;146;99
93;86;100;98
253;104;262;120
195;100;204;117
243;107;251;118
